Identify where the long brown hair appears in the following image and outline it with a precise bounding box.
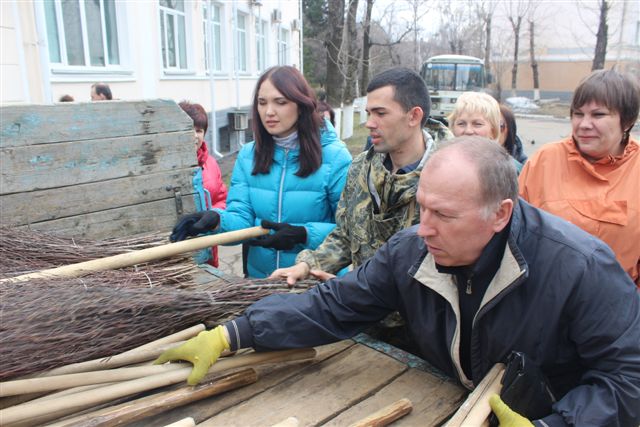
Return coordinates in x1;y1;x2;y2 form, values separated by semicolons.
251;66;322;177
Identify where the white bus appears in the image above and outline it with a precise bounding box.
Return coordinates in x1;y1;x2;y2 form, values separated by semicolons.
420;55;487;122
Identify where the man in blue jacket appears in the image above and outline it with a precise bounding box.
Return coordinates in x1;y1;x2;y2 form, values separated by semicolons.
156;136;640;427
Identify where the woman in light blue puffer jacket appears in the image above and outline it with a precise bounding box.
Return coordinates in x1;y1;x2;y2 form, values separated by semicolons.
170;66;352;278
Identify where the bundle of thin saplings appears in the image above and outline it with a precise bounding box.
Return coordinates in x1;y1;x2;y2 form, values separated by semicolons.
0;272;316;381
0;226;317;381
0;225;194;282
0;324;318;427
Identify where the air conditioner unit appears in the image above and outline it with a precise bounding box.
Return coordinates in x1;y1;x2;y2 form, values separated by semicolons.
229;111;249;131
271;9;282;23
291;19;300;32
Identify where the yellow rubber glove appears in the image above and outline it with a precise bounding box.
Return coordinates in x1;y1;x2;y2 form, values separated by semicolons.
153;326;230;385
489;394;534;427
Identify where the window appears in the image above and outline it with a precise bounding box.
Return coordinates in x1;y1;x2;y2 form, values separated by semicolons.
44;0;120;67
203;2;222;72
255;19;267;73
235;12;248;72
159;0;187;70
278;27;289;65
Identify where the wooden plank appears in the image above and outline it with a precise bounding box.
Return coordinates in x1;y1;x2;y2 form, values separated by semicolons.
50;369;258;427
23;197;196;239
446;363;504;427
199;343;408;427
348;398;413;427
323;369;467;427
0;169;196;226
131;341;355;427
1;132;196;194
0;100;193;147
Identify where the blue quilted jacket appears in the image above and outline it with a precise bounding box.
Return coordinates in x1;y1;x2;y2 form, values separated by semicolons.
215;120;352;277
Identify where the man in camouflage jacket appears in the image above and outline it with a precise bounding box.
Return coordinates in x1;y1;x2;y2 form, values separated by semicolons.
271;67;452;284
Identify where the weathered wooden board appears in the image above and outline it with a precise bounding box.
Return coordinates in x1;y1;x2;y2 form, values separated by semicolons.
323;369;467;426
22;198;196;240
0;100;202;239
0;133;195;193
131;341;355;427
0;99;193;147
0;169;196;225
199;343;408;427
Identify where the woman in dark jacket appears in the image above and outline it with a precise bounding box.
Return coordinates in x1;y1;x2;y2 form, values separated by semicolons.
499;104;528;164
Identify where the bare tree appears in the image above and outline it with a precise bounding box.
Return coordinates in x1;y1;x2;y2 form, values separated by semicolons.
360;0;374;96
592;0;610;70
405;0;430;71
435;0;483;56
504;0;532;96
525;2;543;101
438;0;469;54
490;36;513;102
528;19;540;100
325;0;345;105
474;0;498;77
370;4;413;68
343;0;360;104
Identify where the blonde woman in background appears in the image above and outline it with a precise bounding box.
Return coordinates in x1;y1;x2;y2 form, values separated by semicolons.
447;92;523;173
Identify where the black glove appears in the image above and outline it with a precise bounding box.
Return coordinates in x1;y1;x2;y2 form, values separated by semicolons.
249;220;307;250
170;211;220;242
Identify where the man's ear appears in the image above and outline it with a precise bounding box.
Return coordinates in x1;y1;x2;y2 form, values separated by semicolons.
408;106;424;127
492;199;514;233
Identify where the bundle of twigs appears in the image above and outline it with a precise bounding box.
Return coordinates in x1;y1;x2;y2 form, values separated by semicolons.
0;274;316;381
0;225;194;282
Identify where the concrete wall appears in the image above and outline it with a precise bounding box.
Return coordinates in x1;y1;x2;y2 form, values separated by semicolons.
495;57;640;99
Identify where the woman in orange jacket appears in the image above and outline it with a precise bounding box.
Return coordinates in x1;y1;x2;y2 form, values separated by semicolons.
519;69;640;286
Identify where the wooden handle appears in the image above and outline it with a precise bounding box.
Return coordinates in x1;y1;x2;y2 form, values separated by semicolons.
163;418;196;427
54;369;258;427
270;417;300;427
445;363;505;427
1;363;189;397
0;348;316;425
38;324;204;378
1;227;268;283
348;398;413;427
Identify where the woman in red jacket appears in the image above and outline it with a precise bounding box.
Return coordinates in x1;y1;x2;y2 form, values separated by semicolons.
179;101;228;267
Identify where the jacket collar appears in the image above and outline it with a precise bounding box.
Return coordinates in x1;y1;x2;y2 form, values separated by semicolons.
411;202;528;388
565;137;639;179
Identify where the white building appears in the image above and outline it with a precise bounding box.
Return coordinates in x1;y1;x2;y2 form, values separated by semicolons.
1;0;302;154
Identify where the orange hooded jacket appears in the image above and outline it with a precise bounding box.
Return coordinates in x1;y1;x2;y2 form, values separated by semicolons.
519;137;640;287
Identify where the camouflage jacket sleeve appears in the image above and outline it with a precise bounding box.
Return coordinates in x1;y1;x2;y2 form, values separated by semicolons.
425;118;454;143
295;152;367;273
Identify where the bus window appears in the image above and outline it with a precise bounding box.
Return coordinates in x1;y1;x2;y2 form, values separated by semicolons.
456;64;484;91
425;63;456;91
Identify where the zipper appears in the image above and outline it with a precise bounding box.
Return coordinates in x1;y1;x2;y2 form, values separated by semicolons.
449;315;473;389
275;149;288;268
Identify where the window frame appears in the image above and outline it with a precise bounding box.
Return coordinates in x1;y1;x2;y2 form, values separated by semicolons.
44;0;124;72
159;0;190;73
277;26;289;65
235;11;249;73
255;17;267;74
202;2;224;74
